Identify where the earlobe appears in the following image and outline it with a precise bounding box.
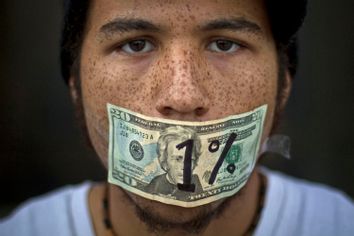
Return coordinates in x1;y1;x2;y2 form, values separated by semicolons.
278;70;293;110
68;76;79;105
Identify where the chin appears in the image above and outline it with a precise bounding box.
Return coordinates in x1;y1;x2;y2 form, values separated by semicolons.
122;190;231;234
133;193;218;221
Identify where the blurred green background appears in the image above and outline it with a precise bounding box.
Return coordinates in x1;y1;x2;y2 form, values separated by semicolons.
0;0;353;217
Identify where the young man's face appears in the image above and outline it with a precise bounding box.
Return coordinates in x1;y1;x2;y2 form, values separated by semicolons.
74;0;287;225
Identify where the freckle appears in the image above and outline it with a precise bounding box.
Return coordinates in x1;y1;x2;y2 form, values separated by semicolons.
186;3;191;11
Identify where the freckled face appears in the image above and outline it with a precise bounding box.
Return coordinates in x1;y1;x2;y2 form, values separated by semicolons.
79;0;278;221
80;0;278;167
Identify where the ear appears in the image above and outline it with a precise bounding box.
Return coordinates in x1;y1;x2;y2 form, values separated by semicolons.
68;76;80;105
278;70;293;110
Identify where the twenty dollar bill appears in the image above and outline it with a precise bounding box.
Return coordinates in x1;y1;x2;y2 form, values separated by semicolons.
108;103;267;208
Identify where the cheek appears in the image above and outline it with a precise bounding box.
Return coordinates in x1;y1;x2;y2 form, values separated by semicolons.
80;56;152;163
84;64;141;107
206;55;278;140
207;57;277;114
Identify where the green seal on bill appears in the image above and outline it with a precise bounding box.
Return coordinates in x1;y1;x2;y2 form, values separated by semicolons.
129;140;144;161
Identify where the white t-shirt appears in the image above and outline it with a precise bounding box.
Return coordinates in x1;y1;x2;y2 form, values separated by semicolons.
1;170;354;236
254;170;354;236
0;182;95;236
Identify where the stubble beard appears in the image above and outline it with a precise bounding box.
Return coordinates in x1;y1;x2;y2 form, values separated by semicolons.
119;186;244;235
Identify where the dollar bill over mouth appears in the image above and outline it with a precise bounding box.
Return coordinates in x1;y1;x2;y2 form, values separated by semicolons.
107;103;267;208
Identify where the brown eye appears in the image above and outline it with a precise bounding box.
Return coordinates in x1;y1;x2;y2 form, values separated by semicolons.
121;39;155;54
129;40;146;51
207;39;240;53
216;40;233;51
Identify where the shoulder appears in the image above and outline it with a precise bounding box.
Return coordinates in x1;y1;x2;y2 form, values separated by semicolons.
151;173;168;184
146;174;169;193
255;168;354;236
0;182;94;236
147;174;167;187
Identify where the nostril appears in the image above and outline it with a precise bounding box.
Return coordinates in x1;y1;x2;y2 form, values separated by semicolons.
195;107;208;116
158;106;173;116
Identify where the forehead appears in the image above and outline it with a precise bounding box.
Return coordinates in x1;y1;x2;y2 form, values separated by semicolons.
166;139;184;152
86;0;272;36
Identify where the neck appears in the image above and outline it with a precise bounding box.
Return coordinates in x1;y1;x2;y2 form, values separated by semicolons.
89;168;264;236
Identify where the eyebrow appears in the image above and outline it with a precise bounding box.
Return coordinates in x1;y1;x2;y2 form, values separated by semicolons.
98;17;262;39
99;18;160;37
200;18;262;34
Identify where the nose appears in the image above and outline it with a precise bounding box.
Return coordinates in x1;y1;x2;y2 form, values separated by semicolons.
155;49;210;118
